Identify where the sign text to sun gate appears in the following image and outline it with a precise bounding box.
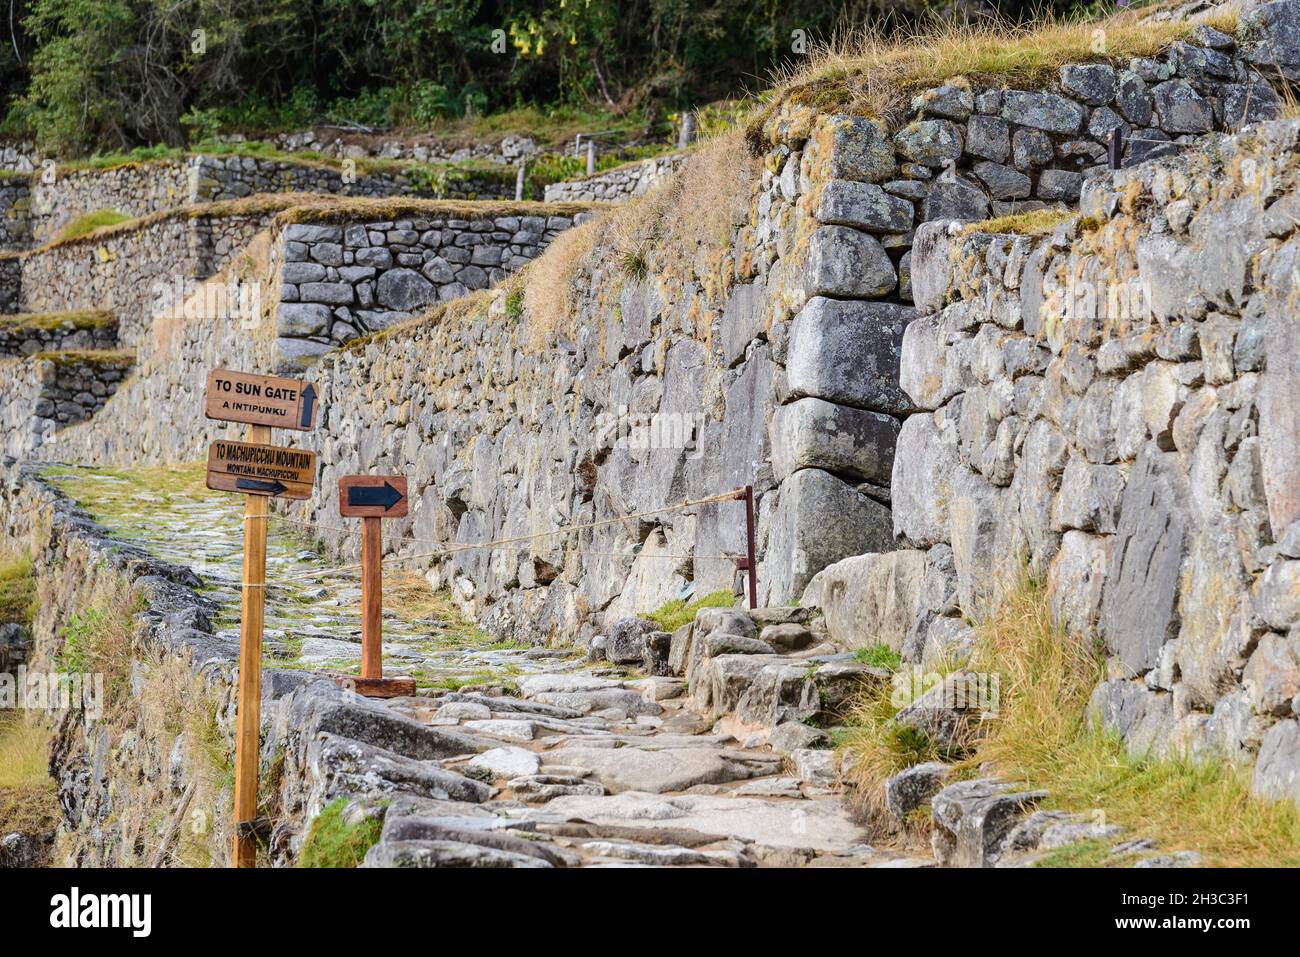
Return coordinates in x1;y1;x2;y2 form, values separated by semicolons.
204;368;319;431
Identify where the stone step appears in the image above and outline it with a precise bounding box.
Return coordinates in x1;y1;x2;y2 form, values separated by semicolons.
0;309;118;356
0;348;134;458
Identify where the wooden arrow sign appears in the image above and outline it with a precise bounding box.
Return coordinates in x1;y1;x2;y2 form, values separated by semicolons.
207;439;316;500
336;475;414;698
338;475;409;517
205;368;320;431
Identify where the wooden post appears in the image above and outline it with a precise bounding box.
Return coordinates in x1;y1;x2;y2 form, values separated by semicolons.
337;475;414;698
233;422;270;869
360;516;382;680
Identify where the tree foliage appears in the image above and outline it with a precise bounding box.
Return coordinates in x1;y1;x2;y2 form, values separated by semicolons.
1;0;1107;154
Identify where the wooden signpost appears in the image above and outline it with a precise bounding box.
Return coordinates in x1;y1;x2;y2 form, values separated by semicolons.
204;369;320;869
337;475;415;699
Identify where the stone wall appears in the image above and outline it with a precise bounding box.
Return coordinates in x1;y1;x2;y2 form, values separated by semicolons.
543;152;687;203
0;141;39;174
271;207;590;369
0;311;118;356
847;117;1300;801
0;176;32;249
25;155;516;247
0;351;134;457
3;202;288;347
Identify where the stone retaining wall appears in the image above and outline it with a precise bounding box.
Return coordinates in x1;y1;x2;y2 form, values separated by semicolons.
0;311;118;356
271;208;588;369
543;153;687;203
0;176;32;249
25;155;515;247
832;118;1300;802
3;203;284;347
0;351;133;457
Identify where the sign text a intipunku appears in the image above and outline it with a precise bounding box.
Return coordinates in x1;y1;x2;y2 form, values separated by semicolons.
205;368;319;431
206;440;316;499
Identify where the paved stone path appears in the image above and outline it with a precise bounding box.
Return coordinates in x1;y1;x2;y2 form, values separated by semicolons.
51;463;930;868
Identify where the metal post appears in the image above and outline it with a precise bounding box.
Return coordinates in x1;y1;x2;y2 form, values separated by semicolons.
1108;129;1123;171
586;140;596;176
731;486;758;609
514;163;526;201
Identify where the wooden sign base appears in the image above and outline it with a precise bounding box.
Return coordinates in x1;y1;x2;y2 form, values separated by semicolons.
335;675;417;698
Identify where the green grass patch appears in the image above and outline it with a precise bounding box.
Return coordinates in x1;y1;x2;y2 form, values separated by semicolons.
854;644;901;670
0;310;116;334
962;207;1075;238
0;552;35;626
55;209;133;242
645;590;736;632
0;716;59;852
298;797;384;868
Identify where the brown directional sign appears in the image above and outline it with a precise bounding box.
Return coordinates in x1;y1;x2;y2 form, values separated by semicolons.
338;475;409;518
204;368;319;431
206;439;316;499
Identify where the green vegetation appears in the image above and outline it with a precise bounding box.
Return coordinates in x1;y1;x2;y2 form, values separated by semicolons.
298;799;384;868
0;552;36;626
0;717;59;855
646;589;736;633
32;349;133;368
963;207;1076;238
55;209;132;242
854;643;902;670
840;575;1300;865
0;310;115;333
3;1;1144;155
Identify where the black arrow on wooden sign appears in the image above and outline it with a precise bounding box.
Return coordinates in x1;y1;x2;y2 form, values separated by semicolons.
300;384;317;429
347;481;404;511
236;478;289;496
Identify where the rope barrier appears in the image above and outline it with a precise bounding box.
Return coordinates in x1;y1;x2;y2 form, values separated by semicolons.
233;488;746;589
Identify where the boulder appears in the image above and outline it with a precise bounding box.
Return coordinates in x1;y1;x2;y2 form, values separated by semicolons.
770;396;899;484
607;617;657;664
884;762;952;820
930;779;1047;867
801;550;926;651
785;297;916;413
762;468;895;604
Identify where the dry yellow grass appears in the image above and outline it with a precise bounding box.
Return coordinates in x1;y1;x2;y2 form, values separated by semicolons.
841;574;1300;866
750;6;1240;144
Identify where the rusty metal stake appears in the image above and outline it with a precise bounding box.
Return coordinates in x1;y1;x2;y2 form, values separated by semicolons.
732;485;757;609
1108;128;1123;171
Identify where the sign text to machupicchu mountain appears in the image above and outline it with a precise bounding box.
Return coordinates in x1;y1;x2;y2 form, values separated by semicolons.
204;368;319;430
206;440;316;499
338;475;409;517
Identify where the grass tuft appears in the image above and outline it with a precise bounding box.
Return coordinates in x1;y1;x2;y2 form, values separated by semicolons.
645;589;737;633
854;643;902;670
841;573;1300;865
297;798;384;868
962;207;1076;238
56;209;132;242
0;552;36;626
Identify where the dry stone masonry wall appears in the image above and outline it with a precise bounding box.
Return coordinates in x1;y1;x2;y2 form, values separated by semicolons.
272;210;590;369
0;352;134;457
855;117;1300;802
543;153;687;202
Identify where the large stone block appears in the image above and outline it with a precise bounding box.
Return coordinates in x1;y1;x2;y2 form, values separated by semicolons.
786;296;915;414
770;396;899;484
1000;91;1086;134
1259;275;1300;536
1047;530;1109;641
892;412;960;548
761;468;894;605
815;180;913;233
801;550;926;650
804;226;896;298
1098;444;1189;675
1252;719;1300;804
949;468;1004;619
819;114;897;183
1241;0;1300;81
909;220;959;315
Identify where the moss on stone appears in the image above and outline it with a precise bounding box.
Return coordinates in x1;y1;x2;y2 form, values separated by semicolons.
962;207;1076;238
646;589;737;632
298;798;384;868
32;348;134;368
0;309;115;333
